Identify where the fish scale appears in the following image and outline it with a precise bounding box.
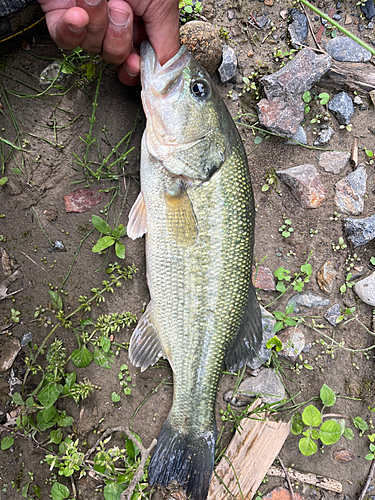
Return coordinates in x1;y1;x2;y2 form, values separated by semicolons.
128;41;262;500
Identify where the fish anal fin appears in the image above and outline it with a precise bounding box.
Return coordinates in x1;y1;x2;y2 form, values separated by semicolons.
127;192;147;240
164;187;197;247
129;303;163;371
225;284;262;373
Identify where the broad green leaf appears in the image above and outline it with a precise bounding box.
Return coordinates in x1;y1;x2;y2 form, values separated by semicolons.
343;428;354;440
266;336;283;351
353;416;368;432
92;215;112;235
43;405;57;423
284;318;297;326
0;176;8;186
302;91;311;103
291;412;304;435
273;311;285;320
365;453;375;460
56;413;74;427
285;303;295;315
38;383;63;409
26;396;34;408
92;236;115;253
101;335;111;353
118;225;127;237
103;482;126;500
126;435;140;461
1;436;14;450
302;405;322;427
49;290;63;311
319;92;330;105
111;392;121;403
261;184;270;192
50;482;70;500
311;428;319;440
22;482;30;498
71;345;93;368
319;420;342;445
12;392;24;406
299;436;317;456
65;372;76;388
320;384;336;407
300;264;312;276
276;281;286;293
274;267;290;280
115;240;125;260
184;4;193;13
254;136;262;145
32;484;42;498
273;321;284;333
50;428;63;444
94;347;115;369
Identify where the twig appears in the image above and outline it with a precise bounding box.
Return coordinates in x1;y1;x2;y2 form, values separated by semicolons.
351;138;359;168
84;426;157;500
20;250;47;272
277;455;296;500
299;1;324;52
268;465;342;493
358;460;375;500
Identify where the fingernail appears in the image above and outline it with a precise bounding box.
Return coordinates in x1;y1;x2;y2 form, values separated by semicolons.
69;24;85;34
108;8;130;27
84;0;101;6
126;66;139;78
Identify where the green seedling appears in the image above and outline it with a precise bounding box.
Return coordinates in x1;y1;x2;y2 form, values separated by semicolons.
340;273;355;294
302;90;312;113
261;168;281;195
219;27;229;39
318;92;330;105
179;0;202;22
365;434;375;460
118;363;133;396
335;306;356;325
278;219;293;238
331;236;347;252
274;263;312;293
291;384;354;457
92;215;126;259
329;211;341;221
272;303;299;333
370;257;375;266
10;308;20;323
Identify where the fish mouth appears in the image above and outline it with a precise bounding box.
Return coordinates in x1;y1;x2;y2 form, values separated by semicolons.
140;41;191;96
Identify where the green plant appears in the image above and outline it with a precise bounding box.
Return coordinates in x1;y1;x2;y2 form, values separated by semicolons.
10;308;20;323
261;168;281;195
365;433;375;460
291;384;353;456
271;303;299;333
219;27;229;39
92;215;127;259
274;262;312;293
331;236;347;252
179;0;202;22
302;90;312;113
278;219;293;238
340;273;355;294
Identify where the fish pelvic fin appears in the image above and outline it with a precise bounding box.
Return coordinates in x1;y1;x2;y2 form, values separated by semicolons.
225;283;263;373
149;418;216;500
127;191;147;240
164;186;198;247
129;302;163;372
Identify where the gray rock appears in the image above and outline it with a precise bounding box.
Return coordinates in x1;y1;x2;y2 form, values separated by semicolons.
325;36;372;62
276;164;327;209
288;9;308;48
286;126;307;145
287;291;330;313
218;45;237;82
354;272;375;306
20;332;33;347
0;338;21;373
224;368;286;405
354;96;364;105
332;14;342;21
257;14;271;28
317;151;350;174
302;342;312;354
278;326;305;361
344;214;375;247
334;165;367;215
247;306;276;370
227;9;236;20
328;91;354;125
324;303;342;326
361;0;375;19
260;48;331;100
313;126;334;146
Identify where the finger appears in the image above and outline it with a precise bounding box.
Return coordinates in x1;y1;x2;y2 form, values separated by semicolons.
100;0;133;65
117;52;140;86
44;7;89;50
76;0;108;54
128;0;180;65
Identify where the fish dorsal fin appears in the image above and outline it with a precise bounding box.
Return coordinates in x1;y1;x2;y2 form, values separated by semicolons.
127;192;147;240
129;302;163;372
225;284;263;373
164;187;198;246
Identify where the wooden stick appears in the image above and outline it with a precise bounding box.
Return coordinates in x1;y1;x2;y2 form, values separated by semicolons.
320;61;375;95
358;460;375;500
267;465;342;493
277;456;296;500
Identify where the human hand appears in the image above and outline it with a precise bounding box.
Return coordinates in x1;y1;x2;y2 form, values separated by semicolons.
37;0;180;85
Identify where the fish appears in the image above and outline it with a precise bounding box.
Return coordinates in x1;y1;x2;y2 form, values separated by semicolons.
127;41;262;500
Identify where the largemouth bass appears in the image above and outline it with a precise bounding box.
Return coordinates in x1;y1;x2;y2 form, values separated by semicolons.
128;41;262;500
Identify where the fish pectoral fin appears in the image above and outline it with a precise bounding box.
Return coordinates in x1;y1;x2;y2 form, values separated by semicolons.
164;187;197;246
225;284;263;373
127;192;147;240
129;302;164;372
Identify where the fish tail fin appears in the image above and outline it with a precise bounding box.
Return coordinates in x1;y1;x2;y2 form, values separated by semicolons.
148;418;216;500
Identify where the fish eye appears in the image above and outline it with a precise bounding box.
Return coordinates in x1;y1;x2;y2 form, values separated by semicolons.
190;79;211;99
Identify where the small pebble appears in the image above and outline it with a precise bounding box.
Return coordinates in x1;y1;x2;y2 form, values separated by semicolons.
321;18;327;25
332;14;342;20
336;1;342;7
368;21;374;28
314;15;319;21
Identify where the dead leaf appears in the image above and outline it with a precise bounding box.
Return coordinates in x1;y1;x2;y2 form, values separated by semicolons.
1;248;18;278
64;188;106;213
0;269;20;301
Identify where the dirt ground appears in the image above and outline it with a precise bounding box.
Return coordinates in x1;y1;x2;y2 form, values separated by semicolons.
0;1;375;499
